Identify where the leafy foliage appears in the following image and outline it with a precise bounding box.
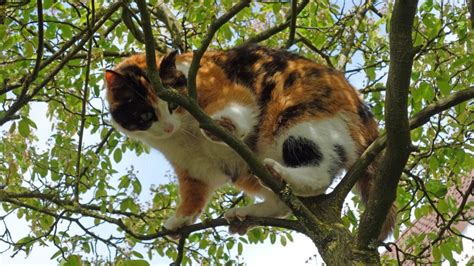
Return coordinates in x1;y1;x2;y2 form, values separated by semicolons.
0;0;472;265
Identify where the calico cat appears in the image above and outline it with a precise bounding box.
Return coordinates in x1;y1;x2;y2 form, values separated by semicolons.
104;45;395;239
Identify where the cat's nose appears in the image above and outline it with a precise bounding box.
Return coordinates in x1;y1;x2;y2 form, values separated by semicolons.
164;123;174;133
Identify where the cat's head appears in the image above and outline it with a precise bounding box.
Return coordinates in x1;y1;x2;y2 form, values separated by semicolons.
105;51;187;139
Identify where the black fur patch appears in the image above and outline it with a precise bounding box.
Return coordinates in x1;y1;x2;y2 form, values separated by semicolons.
259;75;276;106
358;102;374;123
111;103;157;131
121;65;148;80
276;99;330;131
284;72;298;89
328;144;347;176
212;45;261;88
306;68;322;78
282;136;323;167
333;144;347;164
261;56;288;75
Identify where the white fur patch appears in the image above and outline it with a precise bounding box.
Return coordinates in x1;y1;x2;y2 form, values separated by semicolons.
163;214;195;230
176;60;191;78
211;103;258;139
224;189;289;222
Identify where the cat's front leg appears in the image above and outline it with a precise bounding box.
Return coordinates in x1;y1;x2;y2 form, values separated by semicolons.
163;170;212;234
202;103;258;143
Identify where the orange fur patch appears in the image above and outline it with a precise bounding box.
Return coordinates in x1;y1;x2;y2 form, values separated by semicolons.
175;168;210;217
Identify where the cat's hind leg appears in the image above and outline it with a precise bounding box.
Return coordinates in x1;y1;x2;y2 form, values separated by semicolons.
263;118;357;197
224;175;290;234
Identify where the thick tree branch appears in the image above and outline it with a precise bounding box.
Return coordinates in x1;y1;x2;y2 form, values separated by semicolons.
32;0;44;80
357;0;418;247
409;86;474;128
0;190;306;242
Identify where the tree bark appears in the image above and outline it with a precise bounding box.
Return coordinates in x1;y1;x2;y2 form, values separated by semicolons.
358;0;418;247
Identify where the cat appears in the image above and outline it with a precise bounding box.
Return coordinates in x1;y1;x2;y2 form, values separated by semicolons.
104;44;395;239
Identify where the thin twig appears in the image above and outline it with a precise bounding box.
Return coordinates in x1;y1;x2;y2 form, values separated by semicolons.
186;0;251;99
243;0;309;45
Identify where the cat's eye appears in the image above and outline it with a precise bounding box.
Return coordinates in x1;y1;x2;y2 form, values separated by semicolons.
168;102;179;113
140;112;154;122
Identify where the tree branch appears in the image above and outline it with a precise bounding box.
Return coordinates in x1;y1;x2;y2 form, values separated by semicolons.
172;234;188;266
32;0;44;80
357;0;418;247
186;0;251;99
285;0;298;48
297;34;334;68
151;1;185;52
335;0;374;71
242;0;309;45
75;1;95;203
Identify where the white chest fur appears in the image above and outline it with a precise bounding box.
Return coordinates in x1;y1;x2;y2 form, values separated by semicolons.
132;115;247;188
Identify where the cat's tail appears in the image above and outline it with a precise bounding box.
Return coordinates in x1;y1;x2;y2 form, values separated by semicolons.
356;163;397;241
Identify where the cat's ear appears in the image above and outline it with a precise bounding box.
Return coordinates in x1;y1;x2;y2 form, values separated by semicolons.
159;50;179;81
105;70;126;91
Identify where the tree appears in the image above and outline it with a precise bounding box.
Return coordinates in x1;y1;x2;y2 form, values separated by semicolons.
0;0;472;265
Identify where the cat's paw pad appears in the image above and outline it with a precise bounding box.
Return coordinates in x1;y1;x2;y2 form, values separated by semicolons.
263;158;287;181
202;116;248;143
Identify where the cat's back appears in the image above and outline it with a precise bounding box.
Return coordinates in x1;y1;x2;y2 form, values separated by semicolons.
198;45;377;147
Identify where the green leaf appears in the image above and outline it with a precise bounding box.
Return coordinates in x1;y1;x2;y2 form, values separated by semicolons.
132;251;144;259
113;148;122;163
132;179;142;194
270;233;276;244
62;255;82;266
116;260;150;266
237;242;243;255
436;77;451;95
208;244;216;256
18;119;30;138
9;122;16;134
226;240;234;250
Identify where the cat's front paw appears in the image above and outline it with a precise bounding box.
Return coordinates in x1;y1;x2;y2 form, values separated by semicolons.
202;114;253;145
202;116;239;143
163;214;194;238
224;207;253;235
224;207;248;223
